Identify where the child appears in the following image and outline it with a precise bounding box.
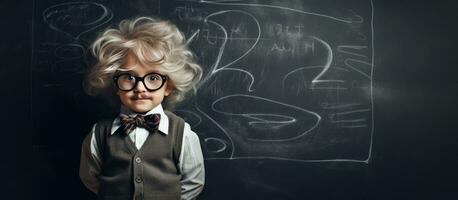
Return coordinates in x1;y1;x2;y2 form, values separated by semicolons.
79;16;205;200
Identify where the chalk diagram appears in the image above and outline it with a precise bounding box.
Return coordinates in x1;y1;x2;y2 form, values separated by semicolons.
171;0;375;163
34;1;114;108
39;1;113;76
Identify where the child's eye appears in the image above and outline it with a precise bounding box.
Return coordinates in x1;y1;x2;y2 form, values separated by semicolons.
126;75;135;80
119;74;135;81
147;74;160;81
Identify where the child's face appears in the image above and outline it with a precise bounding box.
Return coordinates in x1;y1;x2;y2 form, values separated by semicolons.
116;52;172;113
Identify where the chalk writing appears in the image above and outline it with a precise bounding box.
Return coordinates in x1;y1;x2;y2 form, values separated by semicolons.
169;0;375;163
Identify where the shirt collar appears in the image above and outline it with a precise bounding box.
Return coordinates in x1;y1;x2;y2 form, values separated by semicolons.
111;104;169;135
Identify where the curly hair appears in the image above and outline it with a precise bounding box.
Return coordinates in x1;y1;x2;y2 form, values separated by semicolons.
84;16;202;109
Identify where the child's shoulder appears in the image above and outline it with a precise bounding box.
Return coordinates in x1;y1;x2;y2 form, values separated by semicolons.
163;110;187;133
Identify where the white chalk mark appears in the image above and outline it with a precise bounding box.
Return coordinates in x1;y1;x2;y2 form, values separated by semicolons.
196;104;235;157
199;19;226;79
310;36;343;85
175;109;203;128
204;137;228;153
206;10;261;71
211;94;321;142
337;45;368;57
198;9;261;93
282;66;321;86
43;1;113;39
244;113;296;129
192;0;357;23
344;58;372;79
367;0;375;164
281;65;348;89
344;9;364;23
186;29;201;46
217;67;255;92
335;109;371;116
205;156;370;163
332;118;366;123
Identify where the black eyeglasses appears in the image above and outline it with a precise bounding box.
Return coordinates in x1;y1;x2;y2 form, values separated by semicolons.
113;72;167;91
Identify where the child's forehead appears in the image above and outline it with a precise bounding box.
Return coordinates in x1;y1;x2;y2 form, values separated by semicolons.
120;52;164;74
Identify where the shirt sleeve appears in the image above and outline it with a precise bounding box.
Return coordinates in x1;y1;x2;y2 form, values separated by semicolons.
179;123;205;200
79;124;103;194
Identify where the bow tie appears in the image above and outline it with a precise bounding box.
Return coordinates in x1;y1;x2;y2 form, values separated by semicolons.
119;113;161;134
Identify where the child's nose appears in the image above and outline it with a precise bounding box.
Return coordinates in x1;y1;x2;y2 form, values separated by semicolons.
133;80;147;93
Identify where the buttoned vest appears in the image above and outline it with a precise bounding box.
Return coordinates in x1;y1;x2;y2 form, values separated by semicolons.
94;110;184;200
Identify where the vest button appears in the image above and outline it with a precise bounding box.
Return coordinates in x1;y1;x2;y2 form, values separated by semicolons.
135;176;143;183
135;157;142;163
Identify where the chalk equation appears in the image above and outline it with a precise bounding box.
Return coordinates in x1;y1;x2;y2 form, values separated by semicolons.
43;1;113;40
37;2;113;77
170;0;375;163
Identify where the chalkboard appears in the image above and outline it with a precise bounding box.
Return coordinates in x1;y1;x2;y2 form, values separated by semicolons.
22;0;455;199
162;0;374;162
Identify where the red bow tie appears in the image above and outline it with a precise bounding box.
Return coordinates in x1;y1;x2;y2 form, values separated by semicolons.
119;114;161;134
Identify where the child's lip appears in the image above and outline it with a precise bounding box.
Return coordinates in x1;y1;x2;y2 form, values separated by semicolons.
132;96;152;100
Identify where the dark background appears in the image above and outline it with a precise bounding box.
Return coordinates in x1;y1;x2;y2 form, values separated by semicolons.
1;0;456;199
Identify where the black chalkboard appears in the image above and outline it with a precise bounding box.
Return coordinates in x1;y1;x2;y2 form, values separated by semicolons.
163;0;374;163
5;0;454;199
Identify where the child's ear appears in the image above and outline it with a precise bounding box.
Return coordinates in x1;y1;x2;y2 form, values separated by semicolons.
164;84;174;97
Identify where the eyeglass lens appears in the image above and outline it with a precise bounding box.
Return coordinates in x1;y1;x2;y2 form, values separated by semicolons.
116;73;164;91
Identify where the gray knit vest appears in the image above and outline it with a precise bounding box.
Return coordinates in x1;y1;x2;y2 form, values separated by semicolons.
95;110;184;200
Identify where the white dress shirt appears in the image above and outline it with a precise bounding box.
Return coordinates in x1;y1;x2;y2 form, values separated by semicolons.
79;104;205;200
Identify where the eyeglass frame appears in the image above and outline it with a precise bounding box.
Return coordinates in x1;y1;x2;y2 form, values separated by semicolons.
113;72;168;92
